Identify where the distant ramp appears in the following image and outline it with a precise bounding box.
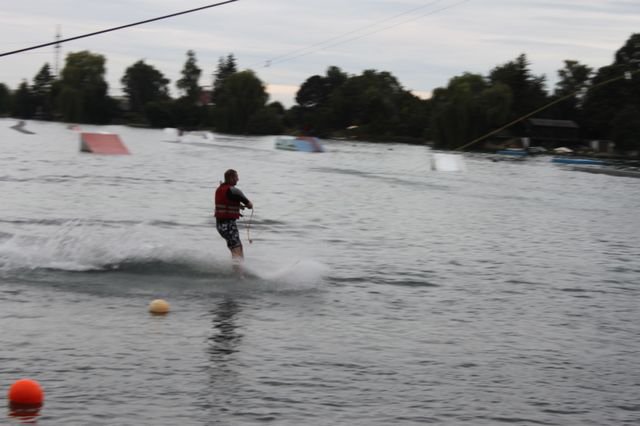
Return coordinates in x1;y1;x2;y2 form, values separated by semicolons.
431;153;466;171
275;136;324;152
80;132;130;155
10;120;35;134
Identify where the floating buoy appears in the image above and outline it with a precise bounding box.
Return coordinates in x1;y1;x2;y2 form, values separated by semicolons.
8;379;44;406
149;299;170;314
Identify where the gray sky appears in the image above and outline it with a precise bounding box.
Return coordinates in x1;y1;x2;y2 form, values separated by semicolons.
1;0;638;107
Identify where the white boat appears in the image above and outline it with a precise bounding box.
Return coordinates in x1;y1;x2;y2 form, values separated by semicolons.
551;157;605;165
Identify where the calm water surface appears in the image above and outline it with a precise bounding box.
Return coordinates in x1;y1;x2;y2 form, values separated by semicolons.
1;119;639;425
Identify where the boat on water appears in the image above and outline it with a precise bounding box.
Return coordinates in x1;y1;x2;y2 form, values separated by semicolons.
551;157;605;165
496;148;528;157
569;165;640;178
275;136;324;153
163;128;215;143
491;148;528;162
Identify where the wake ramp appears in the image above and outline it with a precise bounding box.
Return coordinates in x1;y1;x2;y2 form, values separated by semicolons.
80;132;130;155
10;120;35;134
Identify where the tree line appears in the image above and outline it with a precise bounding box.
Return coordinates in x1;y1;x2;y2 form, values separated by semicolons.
1;33;639;153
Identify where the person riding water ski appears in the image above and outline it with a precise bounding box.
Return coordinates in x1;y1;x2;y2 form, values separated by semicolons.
214;169;253;272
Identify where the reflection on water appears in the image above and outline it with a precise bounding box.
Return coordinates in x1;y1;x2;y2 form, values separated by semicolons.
8;404;41;425
208;297;242;357
205;298;243;419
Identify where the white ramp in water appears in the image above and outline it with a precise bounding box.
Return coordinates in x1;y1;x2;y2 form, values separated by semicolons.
431;153;466;172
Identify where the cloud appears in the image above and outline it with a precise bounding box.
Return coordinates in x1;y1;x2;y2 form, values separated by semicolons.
1;0;637;106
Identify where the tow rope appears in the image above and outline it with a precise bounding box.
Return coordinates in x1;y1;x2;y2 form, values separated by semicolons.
246;208;254;244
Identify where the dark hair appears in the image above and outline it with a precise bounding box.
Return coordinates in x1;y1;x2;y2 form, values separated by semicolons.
224;169;238;183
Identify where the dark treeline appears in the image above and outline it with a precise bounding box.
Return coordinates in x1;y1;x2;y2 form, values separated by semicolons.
1;33;639;153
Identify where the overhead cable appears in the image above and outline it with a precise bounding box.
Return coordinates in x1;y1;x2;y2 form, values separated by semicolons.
259;0;470;68
0;0;238;58
257;0;446;67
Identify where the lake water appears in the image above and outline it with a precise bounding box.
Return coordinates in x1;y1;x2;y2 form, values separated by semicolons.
1;118;639;425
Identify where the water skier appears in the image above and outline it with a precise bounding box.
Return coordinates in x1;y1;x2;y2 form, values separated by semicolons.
214;169;253;275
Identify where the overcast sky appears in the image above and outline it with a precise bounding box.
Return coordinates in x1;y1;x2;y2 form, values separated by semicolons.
1;0;638;107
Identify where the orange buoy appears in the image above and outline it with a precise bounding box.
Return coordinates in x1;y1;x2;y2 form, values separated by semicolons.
8;379;44;406
149;299;170;314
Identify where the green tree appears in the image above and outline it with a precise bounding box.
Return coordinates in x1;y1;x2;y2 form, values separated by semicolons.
394;93;431;139
267;101;285;116
431;74;484;149
431;73;512;149
581;33;640;139
292;67;428;140
549;60;593;122
213;70;269;133
611;105;640;152
325;69;405;137
614;33;640;67
58;51;114;123
489;53;548;118
479;83;513;127
325;66;349;92
121;60;170;115
57;86;83;122
0;83;11;115
296;66;347;110
611;33;640;109
354;70;403;134
144;100;175;128
297;75;326;109
293;66;348;135
176;50;202;102
173;98;207;128
32;63;56;119
555;60;593;97
11;81;35;118
247;106;284;134
212;53;237;102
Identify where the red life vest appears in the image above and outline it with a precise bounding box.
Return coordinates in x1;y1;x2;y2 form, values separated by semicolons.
214;183;241;219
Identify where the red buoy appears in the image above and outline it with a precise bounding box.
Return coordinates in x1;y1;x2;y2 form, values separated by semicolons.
8;379;44;406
